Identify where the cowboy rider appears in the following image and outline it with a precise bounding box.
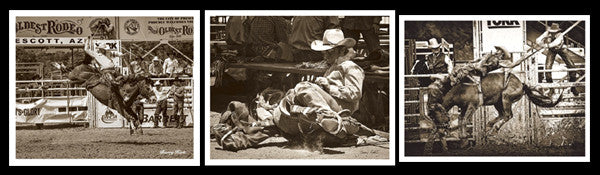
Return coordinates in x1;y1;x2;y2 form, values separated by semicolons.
68;39;124;89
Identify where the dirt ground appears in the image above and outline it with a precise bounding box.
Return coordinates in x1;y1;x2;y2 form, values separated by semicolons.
210;137;389;159
209;110;389;159
16;125;193;159
405;142;585;156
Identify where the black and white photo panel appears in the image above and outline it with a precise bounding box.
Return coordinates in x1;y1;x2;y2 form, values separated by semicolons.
9;10;201;166
206;10;396;166
400;15;589;162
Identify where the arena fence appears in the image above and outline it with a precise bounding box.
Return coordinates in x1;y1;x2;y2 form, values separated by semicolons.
16;77;194;128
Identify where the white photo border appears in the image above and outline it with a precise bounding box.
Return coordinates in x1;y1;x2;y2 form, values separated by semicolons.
399;15;590;162
9;10;201;166
204;10;396;166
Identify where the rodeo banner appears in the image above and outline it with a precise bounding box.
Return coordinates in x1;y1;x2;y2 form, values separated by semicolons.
118;16;194;41
16;17;118;39
88;93;193;128
15;37;86;47
16;96;88;124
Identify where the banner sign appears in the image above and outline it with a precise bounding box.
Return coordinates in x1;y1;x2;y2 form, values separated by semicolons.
119;16;194;41
16;17;117;39
481;20;525;53
16;96;88;124
15;37;85;46
138;105;193;128
89;92;193;128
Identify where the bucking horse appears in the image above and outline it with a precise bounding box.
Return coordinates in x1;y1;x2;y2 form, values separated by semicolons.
412;46;563;152
56;54;155;135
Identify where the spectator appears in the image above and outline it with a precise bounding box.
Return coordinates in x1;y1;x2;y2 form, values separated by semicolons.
341;16;383;60
225;16;247;57
152;80;173;128
289;16;339;62
163;52;176;77
244;16;291;61
171;76;186;128
535;23;580;95
171;56;181;77
148;56;163;78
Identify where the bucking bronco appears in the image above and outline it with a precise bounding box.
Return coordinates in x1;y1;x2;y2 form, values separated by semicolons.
56;40;155;135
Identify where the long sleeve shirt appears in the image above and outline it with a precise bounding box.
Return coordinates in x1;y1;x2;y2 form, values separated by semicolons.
163;58;174;74
85;46;115;70
321;50;365;113
246;16;291;46
152;86;172;102
536;31;565;50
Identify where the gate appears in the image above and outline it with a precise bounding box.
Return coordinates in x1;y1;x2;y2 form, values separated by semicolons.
404;39;472;144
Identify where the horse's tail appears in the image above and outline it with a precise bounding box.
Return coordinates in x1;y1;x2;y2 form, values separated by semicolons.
523;83;563;107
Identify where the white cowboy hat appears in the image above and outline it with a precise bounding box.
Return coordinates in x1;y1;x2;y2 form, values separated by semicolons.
428;38;440;49
152;56;161;62
494;46;512;60
311;29;356;51
154;80;161;86
547;23;561;33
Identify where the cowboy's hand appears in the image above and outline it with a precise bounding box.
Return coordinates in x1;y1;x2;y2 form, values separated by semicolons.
315;77;329;87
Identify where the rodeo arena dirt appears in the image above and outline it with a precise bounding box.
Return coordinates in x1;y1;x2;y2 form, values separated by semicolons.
208;15;392;160
403;20;587;156
13;15;195;159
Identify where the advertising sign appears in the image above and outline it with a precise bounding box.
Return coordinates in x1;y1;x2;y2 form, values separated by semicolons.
16;96;88;124
16;17;117;39
15;37;85;47
481;20;525;53
119;16;193;41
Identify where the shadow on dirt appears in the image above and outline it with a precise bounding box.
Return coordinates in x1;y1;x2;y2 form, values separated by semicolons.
101;141;176;145
16;123;86;130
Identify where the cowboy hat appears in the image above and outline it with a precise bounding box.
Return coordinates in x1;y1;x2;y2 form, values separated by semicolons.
154;80;162;86
152;56;161;62
547;23;561;33
428;38;440;49
311;29;356;51
494;46;512;60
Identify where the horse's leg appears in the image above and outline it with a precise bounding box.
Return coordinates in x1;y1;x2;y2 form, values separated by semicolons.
485;103;505;134
489;99;514;137
125;105;143;135
110;99;136;135
459;104;477;148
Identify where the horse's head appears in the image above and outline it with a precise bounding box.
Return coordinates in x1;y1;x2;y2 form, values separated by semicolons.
136;76;156;102
121;75;155;102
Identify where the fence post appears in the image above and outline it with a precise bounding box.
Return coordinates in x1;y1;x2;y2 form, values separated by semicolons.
67;83;71;124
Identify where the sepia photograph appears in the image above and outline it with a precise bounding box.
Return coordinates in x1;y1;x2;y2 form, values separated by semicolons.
400;16;589;160
9;10;200;166
205;11;395;165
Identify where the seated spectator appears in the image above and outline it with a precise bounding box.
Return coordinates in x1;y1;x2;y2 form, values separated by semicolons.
163;52;176;77
245;16;291;61
148;56;163;78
